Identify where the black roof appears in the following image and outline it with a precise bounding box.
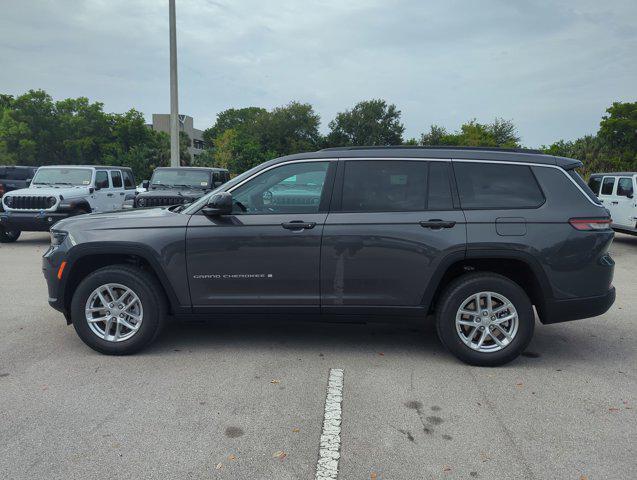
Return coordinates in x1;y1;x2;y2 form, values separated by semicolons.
271;146;582;169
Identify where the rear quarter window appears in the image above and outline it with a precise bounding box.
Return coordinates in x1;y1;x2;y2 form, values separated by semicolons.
453;162;544;209
587;176;602;195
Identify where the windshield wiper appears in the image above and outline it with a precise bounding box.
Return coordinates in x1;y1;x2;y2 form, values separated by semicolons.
172;184;197;189
151;183;173;189
52;182;74;185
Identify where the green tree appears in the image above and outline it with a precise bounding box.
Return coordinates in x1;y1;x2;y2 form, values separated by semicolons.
419;118;520;148
202;107;266;147
326;99;404;146
598;101;637;153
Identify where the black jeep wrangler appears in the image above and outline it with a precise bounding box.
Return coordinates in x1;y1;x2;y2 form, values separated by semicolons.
135;167;230;208
0;166;38;198
43;147;615;366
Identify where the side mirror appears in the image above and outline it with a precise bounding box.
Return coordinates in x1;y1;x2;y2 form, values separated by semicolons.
202;192;233;216
26;178;32;186
142;180;150;190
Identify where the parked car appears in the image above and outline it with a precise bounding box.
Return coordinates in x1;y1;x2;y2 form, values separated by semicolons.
134;167;230;208
0;166;39;198
587;172;636;235
43;147;615;366
0;165;136;242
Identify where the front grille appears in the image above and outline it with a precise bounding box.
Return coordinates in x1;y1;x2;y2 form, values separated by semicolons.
142;196;183;207
7;195;50;210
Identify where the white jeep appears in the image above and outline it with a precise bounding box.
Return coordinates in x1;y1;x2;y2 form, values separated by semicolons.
0;165;136;242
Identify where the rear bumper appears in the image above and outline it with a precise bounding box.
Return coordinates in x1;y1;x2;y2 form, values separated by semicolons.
541;287;616;324
0;211;71;231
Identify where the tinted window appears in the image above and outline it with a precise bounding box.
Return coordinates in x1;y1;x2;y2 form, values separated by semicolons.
588;176;602;195
617;177;634;197
428;162;454;210
569;170;601;205
342;161;428;212
601;177;615;195
95;171;109;189
232;162;329;214
123;170;135;189
111;171;123;188
454;162;544;209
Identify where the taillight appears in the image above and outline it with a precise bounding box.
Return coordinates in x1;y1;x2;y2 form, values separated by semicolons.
569;218;612;231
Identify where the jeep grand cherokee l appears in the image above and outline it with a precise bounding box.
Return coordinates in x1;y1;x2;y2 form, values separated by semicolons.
42;147;615;366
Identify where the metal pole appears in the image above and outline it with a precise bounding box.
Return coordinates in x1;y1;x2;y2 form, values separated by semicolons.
169;0;180;167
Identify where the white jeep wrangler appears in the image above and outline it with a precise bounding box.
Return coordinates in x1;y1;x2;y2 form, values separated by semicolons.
0;165;136;242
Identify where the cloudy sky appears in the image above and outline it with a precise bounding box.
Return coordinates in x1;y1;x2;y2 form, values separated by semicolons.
1;0;635;146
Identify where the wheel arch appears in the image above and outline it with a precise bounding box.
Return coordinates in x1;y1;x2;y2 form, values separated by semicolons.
62;243;185;320
425;250;553;322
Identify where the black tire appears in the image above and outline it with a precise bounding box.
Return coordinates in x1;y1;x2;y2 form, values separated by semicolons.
436;272;535;367
70;264;167;355
0;226;21;243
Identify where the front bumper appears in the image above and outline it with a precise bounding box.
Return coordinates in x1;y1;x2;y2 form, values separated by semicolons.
1;210;72;231
42;244;71;323
541;286;616;324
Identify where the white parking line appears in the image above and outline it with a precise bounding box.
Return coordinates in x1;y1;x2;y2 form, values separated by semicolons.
315;368;344;480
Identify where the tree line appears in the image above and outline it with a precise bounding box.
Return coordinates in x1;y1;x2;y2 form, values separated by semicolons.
1;89;635;180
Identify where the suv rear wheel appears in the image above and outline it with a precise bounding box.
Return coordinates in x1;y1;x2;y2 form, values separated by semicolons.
436;273;534;366
70;265;167;355
0;226;21;243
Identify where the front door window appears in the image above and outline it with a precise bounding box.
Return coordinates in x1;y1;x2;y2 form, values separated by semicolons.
231;162;330;215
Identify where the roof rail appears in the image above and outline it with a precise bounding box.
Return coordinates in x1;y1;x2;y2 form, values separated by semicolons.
320;145;543;154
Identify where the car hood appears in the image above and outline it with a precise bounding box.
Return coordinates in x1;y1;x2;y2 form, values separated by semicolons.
54;206;189;233
5;185;91;199
138;188;207;198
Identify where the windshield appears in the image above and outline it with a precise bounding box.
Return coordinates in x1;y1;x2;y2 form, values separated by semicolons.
150;169;211;188
32;168;93;186
182;162;269;214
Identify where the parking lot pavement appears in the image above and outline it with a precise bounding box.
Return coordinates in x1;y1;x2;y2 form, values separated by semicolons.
0;233;635;480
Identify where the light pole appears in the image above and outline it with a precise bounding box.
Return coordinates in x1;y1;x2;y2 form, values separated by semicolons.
169;0;180;167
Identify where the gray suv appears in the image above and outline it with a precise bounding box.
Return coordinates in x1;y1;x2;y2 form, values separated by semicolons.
42;147;615;366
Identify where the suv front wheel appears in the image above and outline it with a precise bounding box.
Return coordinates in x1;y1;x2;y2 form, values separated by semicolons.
436;273;534;366
70;265;167;355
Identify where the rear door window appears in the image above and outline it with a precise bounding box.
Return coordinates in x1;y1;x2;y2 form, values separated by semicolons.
341;160;428;212
600;177;615;195
110;170;123;188
453;162;544;209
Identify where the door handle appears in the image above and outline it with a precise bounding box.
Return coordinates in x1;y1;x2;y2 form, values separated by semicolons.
107;193;114;197
611;201;618;205
420;219;456;229
120;192;125;196
281;221;316;231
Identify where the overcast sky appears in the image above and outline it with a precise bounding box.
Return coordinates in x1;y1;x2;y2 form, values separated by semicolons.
1;0;635;146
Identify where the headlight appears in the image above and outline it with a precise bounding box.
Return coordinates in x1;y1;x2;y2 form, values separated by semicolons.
4;196;13;207
50;230;68;246
47;196;56;207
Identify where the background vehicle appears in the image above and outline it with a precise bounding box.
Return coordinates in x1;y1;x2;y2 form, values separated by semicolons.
0;166;38;199
1;165;135;242
588;172;637;235
43;147;614;366
134;167;230;208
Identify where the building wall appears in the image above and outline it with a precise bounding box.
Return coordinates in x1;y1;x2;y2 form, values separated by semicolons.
149;114;205;157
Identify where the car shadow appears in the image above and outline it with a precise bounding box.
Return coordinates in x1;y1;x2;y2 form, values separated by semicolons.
145;314;632;368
